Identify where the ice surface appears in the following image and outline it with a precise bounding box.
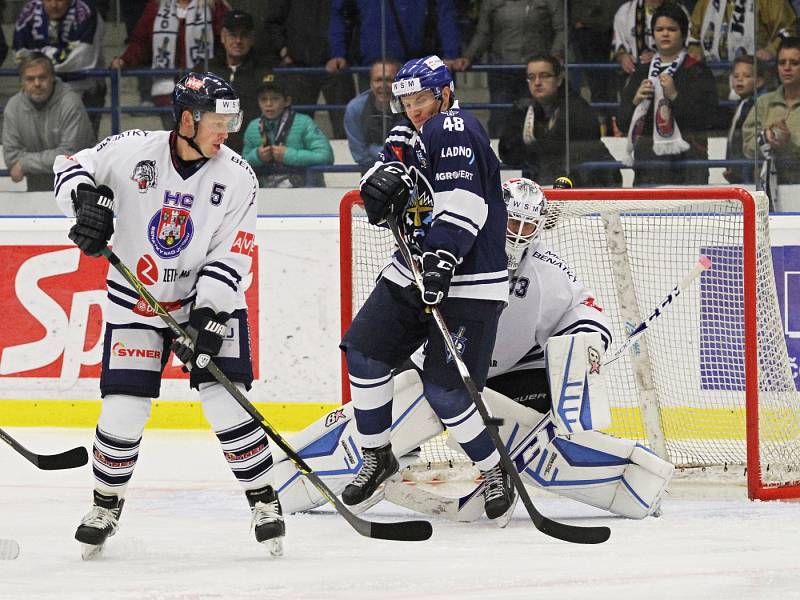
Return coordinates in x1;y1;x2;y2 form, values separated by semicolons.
2;429;799;600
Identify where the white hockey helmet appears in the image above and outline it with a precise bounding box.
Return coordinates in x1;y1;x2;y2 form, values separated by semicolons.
502;177;548;271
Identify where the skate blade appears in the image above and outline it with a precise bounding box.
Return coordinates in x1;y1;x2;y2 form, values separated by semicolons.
260;536;284;557
0;539;20;560
80;542;105;561
492;493;519;529
349;484;388;515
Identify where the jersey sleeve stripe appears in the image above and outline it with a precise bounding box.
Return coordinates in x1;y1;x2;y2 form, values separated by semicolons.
198;269;238;292
553;319;613;350
205;261;243;283
108;293;136;310
55;168;95;197
432;189;488;233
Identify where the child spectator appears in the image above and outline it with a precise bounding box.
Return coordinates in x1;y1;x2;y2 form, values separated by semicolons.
243;74;334;187
724;55;766;184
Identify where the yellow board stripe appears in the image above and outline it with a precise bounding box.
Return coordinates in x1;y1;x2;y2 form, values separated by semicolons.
2;401;797;440
0;400;338;432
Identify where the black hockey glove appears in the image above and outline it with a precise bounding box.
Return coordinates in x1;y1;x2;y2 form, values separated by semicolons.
360;162;414;225
420;249;458;306
171;307;230;370
68;183;115;256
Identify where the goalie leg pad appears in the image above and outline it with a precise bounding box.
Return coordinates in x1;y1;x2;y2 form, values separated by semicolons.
546;332;611;435
274;369;443;513
521;430;674;519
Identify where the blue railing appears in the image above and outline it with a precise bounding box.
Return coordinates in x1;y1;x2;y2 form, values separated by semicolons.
0;62;765;185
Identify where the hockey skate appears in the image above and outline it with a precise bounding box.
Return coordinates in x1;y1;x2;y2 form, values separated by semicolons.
75;490;124;560
482;463;517;527
341;443;399;512
246;486;285;557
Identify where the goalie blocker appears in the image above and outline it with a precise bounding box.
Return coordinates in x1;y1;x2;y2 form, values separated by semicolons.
272;340;673;520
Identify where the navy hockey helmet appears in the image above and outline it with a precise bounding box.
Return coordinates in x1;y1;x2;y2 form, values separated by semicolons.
172;72;243;132
390;55;454;113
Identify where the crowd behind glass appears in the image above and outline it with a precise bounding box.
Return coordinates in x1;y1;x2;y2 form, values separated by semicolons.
1;0;800;210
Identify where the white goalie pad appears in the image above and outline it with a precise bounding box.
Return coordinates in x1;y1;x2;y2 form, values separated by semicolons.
520;429;675;519
272;369;442;513
546;332;611;435
386;389;674;521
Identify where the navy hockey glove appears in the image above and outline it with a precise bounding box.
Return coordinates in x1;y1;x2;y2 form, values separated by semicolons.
420;249;458;306
171;307;230;370
360;162;414;225
68;183;115;256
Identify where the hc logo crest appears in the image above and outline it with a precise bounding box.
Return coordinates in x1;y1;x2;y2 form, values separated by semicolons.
131;160;157;192
324;408;346;428
445;326;467;363
147;207;194;259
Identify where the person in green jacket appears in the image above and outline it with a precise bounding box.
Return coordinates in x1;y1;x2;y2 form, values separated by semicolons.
243;74;334;187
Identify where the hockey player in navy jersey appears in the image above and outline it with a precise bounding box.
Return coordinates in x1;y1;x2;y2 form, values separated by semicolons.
339;55;516;520
271;178;674;524
53;73;285;559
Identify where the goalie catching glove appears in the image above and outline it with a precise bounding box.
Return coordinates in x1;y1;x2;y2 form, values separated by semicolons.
69;183;115;256
360;162;414;225
171;307;230;370
420;249;458;306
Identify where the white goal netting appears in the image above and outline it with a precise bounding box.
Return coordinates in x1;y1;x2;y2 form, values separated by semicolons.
340;189;800;498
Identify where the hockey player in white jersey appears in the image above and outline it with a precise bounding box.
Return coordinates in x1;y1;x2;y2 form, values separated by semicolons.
270;178;674;523
53;72;284;558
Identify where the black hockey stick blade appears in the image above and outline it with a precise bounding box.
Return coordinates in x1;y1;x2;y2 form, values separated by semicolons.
100;248;433;543
387;216;610;545
0;427;89;470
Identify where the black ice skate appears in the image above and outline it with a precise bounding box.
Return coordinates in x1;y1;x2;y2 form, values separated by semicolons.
341;443;399;511
75;490;124;560
482;462;517;527
246;485;285;557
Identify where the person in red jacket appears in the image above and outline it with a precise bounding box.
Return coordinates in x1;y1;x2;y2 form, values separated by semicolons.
110;0;230;129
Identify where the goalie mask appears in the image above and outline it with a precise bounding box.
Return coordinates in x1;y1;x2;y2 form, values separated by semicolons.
502;177;548;271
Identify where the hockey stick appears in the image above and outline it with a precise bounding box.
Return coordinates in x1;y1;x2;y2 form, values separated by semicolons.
0;427;89;470
604;255;712;366
0;539;20;560
99;248;432;543
387;216;610;544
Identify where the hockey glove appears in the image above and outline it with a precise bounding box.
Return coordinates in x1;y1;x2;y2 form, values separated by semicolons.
420;249;458;306
171;307;230;370
68;183;115;256
360;162;414;225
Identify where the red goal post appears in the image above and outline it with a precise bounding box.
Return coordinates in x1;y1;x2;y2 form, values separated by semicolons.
339;187;800;500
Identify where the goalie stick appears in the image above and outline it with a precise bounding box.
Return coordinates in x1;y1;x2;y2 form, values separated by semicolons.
99;248;432;543
604;255;713;366
0;427;89;471
0;539;20;560
387;215;610;545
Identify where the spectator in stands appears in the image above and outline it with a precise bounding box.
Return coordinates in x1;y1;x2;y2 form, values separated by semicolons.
119;0;152;106
326;1;462;83
12;0;105;137
619;2;717;186
688;0;797;63
110;0;229;130
724;55;766;184
2;52;94;191
344;59;404;173
458;0;565;137
614;0;677;75
242;74;334;188
263;0;355;139
198;9;273;154
743;37;800;210
499;54;622;187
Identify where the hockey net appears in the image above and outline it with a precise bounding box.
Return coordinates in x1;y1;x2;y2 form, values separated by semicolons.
339;188;800;500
